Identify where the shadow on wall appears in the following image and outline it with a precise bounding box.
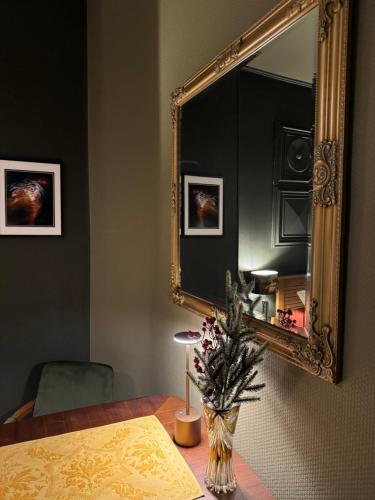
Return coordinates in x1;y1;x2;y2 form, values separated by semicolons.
113;371;136;403
1;363;45;422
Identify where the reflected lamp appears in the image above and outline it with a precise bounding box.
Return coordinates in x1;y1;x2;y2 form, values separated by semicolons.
251;270;279;321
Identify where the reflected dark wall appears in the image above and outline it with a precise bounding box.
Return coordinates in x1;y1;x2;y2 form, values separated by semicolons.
238;69;314;275
180;66;314;305
180;72;238;305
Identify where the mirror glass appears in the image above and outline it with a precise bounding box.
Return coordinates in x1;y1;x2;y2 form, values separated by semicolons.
179;9;318;338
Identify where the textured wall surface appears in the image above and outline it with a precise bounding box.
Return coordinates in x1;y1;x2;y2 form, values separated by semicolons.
0;0;90;420
88;1;375;497
87;0;159;399
154;1;375;499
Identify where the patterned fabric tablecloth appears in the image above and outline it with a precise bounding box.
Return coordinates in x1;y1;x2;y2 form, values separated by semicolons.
0;415;203;499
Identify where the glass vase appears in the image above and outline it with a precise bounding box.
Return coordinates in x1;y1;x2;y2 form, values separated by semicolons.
202;402;240;494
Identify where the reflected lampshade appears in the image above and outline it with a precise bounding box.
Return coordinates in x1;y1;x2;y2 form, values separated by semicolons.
251;270;279;295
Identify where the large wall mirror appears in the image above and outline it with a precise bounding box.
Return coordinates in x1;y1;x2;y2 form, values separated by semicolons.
170;0;351;383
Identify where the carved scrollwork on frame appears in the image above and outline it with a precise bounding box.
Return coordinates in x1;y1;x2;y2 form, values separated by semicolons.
319;0;343;41
313;140;338;207
171;182;177;214
171;287;184;305
288;0;316;18
289;299;335;381
170;87;185;129
214;38;242;73
170;264;184;305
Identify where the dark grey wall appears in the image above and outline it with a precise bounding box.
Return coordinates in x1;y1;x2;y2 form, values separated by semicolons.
180;72;239;305
0;0;89;419
238;69;314;276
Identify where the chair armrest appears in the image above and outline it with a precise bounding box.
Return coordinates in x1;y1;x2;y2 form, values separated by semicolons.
4;400;35;423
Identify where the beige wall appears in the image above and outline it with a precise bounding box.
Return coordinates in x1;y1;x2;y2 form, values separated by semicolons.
88;0;159;399
89;1;375;498
155;1;375;499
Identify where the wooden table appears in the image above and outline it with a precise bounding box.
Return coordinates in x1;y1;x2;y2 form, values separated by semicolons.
0;395;274;499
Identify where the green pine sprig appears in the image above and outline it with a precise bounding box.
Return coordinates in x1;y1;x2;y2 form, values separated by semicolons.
188;270;268;410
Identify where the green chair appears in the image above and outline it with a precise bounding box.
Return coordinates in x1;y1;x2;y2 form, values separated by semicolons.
4;361;113;423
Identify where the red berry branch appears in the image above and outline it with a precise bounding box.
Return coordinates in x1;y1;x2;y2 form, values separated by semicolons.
193;316;223;375
277;309;296;330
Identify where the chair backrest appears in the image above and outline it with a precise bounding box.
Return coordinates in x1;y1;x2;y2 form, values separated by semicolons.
33;361;114;417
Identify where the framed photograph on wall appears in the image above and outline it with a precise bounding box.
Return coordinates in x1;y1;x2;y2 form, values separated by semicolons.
184;175;223;236
0;160;61;235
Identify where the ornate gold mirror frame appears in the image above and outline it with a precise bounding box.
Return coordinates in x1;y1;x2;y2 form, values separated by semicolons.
170;0;351;383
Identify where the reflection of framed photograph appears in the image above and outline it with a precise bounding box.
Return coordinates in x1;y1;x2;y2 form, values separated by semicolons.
184;175;223;236
0;160;61;235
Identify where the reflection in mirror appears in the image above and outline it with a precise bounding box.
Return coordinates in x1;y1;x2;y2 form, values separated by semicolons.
238;9;318;337
179;9;319;338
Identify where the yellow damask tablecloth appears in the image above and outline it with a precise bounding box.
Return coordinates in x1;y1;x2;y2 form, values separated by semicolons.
0;415;203;500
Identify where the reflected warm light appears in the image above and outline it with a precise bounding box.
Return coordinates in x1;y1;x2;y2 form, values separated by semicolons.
251;269;278;277
238;245;294;274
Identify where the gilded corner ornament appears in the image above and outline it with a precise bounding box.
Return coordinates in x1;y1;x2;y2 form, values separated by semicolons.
170;86;184;129
288;1;343;42
214;39;242;73
290;299;335;381
313;140;338;207
171;287;184;305
319;0;343;41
